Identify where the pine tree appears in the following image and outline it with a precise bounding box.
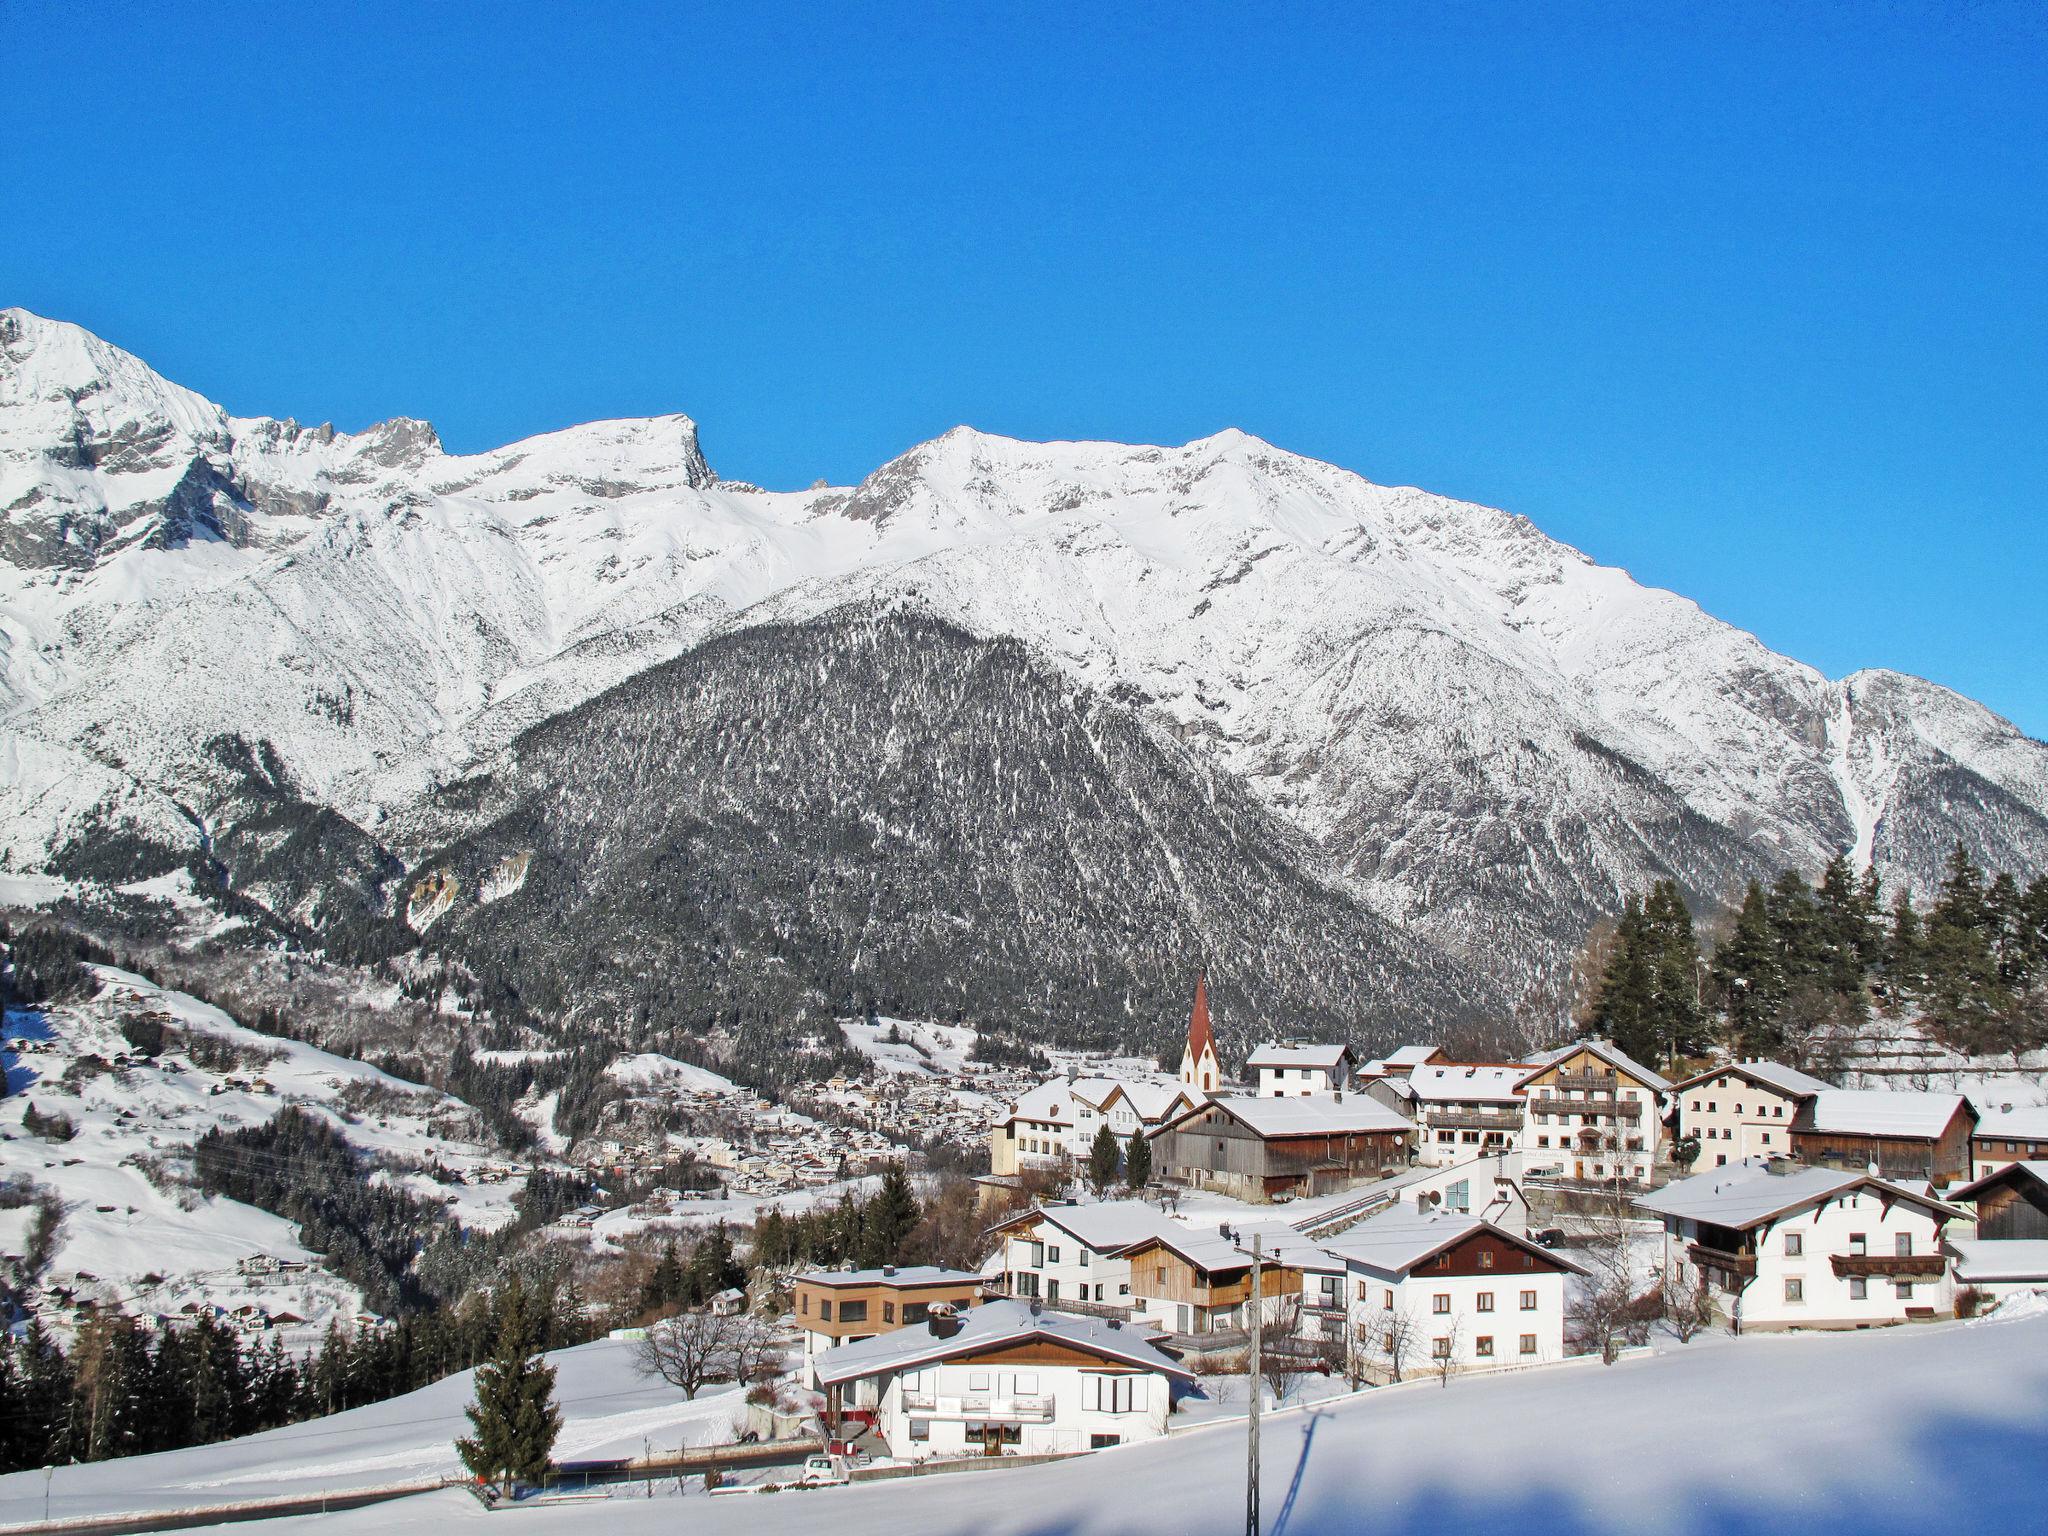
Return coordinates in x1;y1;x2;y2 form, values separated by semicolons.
457;1279;561;1487
1124;1128;1153;1191
1087;1124;1120;1194
858;1165;921;1269
1712;881;1784;1053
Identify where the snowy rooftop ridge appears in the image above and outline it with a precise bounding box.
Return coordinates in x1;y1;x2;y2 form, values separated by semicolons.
1635;1156;1963;1229
1800;1089;1971;1140
809;1298;1191;1387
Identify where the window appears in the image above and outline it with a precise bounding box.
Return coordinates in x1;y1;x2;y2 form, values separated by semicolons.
1894;1233;1913;1257
909;1419;930;1441
1520;1290;1537;1311
1431;1337;1452;1359
800;1293;809;1315
1356;1280;1369;1303
1090;1434;1122;1449
969;1372;991;1392
819;1299;833;1321
838;1300;868;1323
1048;1246;1062;1265
1537;1136;1550;1148
1849;1277;1867;1300
1784;1233;1803;1257
1478;1250;1494;1270
1785;1279;1803;1304
1762;1133;1771;1146
1475;1336;1494;1357
1894;1280;1914;1300
1476;1292;1494;1313
905;1300;932;1322
1079;1248;1091;1267
1520;1334;1537;1355
1433;1293;1451;1314
1084;1374;1143;1413
883;1302;895;1323
1026;1241;1045;1267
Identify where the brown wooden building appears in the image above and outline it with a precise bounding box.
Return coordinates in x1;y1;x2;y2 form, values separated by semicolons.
1149;1094;1410;1204
1119;1225;1305;1336
1948;1162;2048;1241
795;1264;987;1387
1789;1090;1977;1186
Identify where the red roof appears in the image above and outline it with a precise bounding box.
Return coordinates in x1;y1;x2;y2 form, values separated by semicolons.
1188;973;1216;1062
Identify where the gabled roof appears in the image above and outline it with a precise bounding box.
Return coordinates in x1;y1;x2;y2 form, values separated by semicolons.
1797;1089;1974;1141
1167;1093;1410;1140
988;1200;1183;1254
1120;1218;1323;1277
1520;1039;1671;1092
1321;1205;1584;1279
1974;1104;2048;1140
1245;1043;1352;1071
811;1299;1193;1388
1100;1079;1202;1123
1947;1161;2048;1205
1001;1079;1077;1128
1357;1045;1447;1077
1407;1063;1529;1104
1668;1059;1831;1100
1635;1157;1966;1231
1948;1239;2048;1285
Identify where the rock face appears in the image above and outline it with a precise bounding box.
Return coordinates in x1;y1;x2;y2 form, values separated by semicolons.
2;307;2045;1045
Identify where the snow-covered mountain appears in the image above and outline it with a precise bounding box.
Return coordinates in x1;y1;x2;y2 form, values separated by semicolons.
4;307;2046;1035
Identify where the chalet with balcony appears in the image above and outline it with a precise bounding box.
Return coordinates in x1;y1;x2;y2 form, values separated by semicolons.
1149;1093;1411;1204
1516;1039;1669;1184
811;1299;1194;1460
1636;1158;1967;1331
794;1264;987;1388
1245;1042;1355;1097
1324;1206;1583;1383
1789;1090;1977;1187
1119;1223;1306;1337
985;1200;1181;1315
1388;1063;1529;1167
1669;1059;1829;1167
1969;1104;2048;1181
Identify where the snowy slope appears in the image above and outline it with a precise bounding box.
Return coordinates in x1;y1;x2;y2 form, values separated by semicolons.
3;308;2045;981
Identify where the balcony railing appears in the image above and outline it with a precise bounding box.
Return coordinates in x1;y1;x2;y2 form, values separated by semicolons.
1528;1096;1636;1121
989;1289;1134;1321
915;1394;1054;1422
1830;1253;1948;1279
1428;1109;1524;1132
1689;1242;1757;1279
901;1392;936;1411
1554;1071;1618;1095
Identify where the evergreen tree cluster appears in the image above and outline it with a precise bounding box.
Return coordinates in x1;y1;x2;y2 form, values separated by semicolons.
1586;849;2048;1069
634;1223;747;1317
748;1164;923;1272
0;1280;596;1473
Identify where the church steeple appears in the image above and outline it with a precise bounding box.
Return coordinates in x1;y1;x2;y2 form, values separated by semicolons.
1180;972;1221;1092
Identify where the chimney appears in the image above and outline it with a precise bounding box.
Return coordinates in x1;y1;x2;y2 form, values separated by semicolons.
926;1301;964;1338
882;1264;897;1278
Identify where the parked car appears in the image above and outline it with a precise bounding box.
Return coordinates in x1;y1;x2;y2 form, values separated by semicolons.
799;1454;850;1486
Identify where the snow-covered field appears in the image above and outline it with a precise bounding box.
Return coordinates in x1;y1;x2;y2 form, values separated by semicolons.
0;968;522;1334
10;1307;2043;1535
0;1337;746;1529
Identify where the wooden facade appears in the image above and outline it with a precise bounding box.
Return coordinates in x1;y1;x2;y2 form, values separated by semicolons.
1953;1166;2048;1242
1791;1106;1975;1186
795;1273;985;1341
1150;1103;1405;1203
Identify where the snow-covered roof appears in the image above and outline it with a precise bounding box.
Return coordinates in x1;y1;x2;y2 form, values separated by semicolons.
1106;1079;1201;1123
1407;1063;1528;1104
1635;1158;1961;1231
1358;1044;1443;1077
1799;1089;1971;1140
1521;1038;1671;1091
1197;1094;1412;1138
1123;1218;1325;1276
1245;1043;1350;1071
1002;1080;1077;1127
1948;1239;2048;1285
1321;1205;1581;1279
794;1265;981;1289
810;1299;1193;1387
1975;1105;2048;1140
1670;1059;1830;1099
996;1200;1182;1254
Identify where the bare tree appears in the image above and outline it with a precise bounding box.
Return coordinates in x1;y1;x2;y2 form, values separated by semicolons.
1260;1345;1306;1406
1662;1263;1712;1343
635;1310;778;1400
1356;1307;1421;1385
1431;1315;1464;1388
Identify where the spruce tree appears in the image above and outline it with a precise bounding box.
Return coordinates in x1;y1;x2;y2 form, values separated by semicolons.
858;1165;921;1268
1124;1128;1153;1191
457;1279;561;1487
1087;1124;1120;1194
1713;881;1784;1054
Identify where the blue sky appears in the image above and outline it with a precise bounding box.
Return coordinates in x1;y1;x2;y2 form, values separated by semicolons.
7;2;2044;736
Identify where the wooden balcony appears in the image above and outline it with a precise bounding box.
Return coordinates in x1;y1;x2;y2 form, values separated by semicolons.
1428;1108;1524;1132
1554;1071;1618;1095
1830;1253;1948;1279
1688;1242;1757;1279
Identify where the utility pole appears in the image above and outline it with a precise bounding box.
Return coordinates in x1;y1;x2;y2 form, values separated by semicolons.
1247;1232;1262;1536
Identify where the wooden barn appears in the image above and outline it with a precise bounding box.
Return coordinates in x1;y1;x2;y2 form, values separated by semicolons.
1948;1161;2048;1241
1789;1090;1977;1186
1148;1094;1410;1204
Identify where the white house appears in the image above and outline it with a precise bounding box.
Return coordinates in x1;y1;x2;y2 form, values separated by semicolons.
989;1075;1202;1177
1400;1063;1529;1166
1636;1158;1967;1331
811;1299;1195;1460
1517;1039;1670;1184
1245;1043;1355;1097
1969;1103;2048;1181
1668;1059;1830;1167
1323;1205;1582;1383
984;1200;1182;1313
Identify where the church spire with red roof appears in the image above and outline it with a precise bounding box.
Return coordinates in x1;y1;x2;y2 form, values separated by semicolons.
1180;971;1221;1092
